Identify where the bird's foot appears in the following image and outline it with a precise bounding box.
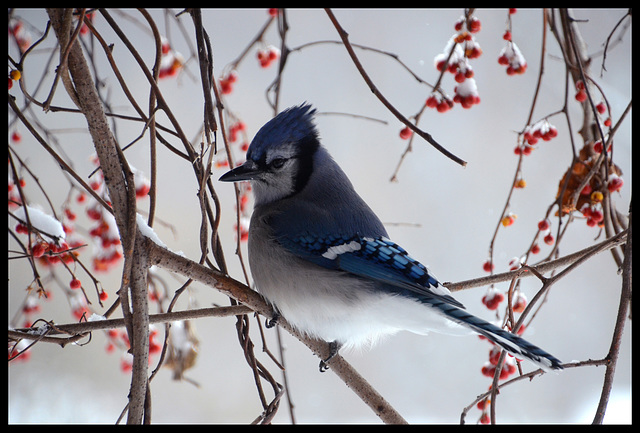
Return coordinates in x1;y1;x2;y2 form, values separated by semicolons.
265;311;280;328
319;341;341;373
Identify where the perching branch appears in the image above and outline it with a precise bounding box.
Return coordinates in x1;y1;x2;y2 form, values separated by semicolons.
143;238;408;424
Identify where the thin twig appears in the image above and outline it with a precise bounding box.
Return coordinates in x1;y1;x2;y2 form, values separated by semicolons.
324;8;467;167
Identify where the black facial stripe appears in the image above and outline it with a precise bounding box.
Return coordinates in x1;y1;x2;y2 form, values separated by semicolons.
292;135;320;194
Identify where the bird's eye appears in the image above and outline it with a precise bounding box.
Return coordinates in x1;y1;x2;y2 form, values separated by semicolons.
270;158;286;169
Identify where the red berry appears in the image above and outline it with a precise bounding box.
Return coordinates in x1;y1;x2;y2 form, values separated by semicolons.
70;278;82;290
596;102;607;114
482;260;494;273
503;30;512;41
512;292;527;313
399;126;412;140
500;359;517;379
64;208;77;221
530;243;540;254
481;362;496;377
32;243;48;258
575;90;587;102
477;398;489;410
436;100;450;113
543;233;554;245
468;17;481;33
220;78;233;94
482;290;504;310
99;290;108;301
607;176;623;193
537;219;551;231
489;346;501;365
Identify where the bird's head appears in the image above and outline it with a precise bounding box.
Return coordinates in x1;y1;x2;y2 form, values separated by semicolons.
219;104;320;205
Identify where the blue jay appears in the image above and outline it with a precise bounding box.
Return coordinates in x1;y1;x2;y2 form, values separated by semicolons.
219;104;562;372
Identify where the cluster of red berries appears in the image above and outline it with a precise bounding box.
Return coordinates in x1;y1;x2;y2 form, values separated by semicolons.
573;78;616;128
77;11;95;36
497;41;527;75
481;351;518;379
87;210;123;273
514;120;558;156
30;238;81;266
497;9;524;76
592;139;612;155
158;37;184;79
219;70;238;95
9;19;32;53
595;100;613;128
234;217;250;243
85;173;122;261
577;174;622;227
453;79;481;109
13;204;83;267
580;204;604;228
536;218;555;246
523;120;558;145
106;326;163;372
425;94;455;113
425;14;483;113
228;121;247;143
235;183;253;243
481;287;505;310
574;80;588;103
257;45;280;68
607;174;624;193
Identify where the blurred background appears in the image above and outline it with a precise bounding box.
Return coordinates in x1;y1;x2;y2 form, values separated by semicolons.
8;9;631;423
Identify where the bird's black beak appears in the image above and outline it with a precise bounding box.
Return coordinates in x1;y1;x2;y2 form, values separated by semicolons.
219;159;261;183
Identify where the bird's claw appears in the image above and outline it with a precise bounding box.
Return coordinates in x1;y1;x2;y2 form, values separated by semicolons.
318;341;341;373
265;312;280;328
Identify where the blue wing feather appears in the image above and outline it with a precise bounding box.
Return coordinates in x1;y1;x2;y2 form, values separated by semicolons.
277;233;465;309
